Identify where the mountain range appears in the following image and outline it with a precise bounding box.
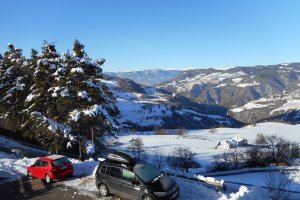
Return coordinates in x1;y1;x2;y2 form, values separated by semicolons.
105;63;300;125
105;69;180;86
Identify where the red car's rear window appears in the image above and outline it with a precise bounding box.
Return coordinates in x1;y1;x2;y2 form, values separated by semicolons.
51;157;71;166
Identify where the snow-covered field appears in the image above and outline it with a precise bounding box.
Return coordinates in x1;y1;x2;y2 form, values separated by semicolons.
217;172;300;191
1;122;300;199
114;122;300;169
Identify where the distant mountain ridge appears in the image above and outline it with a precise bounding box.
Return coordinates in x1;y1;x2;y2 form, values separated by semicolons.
104;69;180;86
106;63;300;125
158;63;300;108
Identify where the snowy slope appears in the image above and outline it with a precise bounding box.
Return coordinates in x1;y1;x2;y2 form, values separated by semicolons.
158;63;300;108
101;77;239;130
229;89;300;124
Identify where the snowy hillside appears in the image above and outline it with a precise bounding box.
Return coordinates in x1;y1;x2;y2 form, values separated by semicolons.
229;89;300;124
158;63;300;109
101;77;239;130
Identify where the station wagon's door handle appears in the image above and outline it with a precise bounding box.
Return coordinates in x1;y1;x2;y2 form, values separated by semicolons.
134;187;140;191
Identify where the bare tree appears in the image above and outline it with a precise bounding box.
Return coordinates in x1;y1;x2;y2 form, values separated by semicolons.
290;142;300;159
255;134;290;164
213;149;244;170
266;135;284;163
228;149;244;169
213;152;231;171
208;127;218;135
265;171;293;200
255;133;267;145
176;128;187;137
170;146;199;172
153;148;164;170
154;127;166;135
128;137;145;159
245;146;268;167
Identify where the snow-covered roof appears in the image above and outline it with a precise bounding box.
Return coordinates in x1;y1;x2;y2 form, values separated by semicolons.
45;154;65;160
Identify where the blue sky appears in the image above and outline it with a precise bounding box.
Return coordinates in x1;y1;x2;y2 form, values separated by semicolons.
1;0;300;71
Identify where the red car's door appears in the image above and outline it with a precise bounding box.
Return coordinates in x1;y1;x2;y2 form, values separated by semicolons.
31;160;42;178
39;160;50;179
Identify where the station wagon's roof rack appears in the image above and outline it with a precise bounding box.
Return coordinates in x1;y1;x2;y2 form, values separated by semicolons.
106;151;136;166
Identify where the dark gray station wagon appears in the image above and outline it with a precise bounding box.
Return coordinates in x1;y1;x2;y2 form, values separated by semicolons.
95;151;179;200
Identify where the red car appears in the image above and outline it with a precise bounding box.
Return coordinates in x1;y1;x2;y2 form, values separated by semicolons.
27;155;73;183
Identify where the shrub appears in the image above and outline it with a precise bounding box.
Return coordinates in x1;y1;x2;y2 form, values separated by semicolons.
169;146;199;172
127;137;145;159
208;127;218;135
265;171;293;200
176;128;187;137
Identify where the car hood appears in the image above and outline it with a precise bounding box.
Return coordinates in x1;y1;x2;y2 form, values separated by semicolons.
146;174;177;192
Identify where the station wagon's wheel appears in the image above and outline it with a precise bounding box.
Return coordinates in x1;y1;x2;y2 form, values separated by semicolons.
27;171;33;180
45;174;52;184
99;183;109;197
143;195;154;200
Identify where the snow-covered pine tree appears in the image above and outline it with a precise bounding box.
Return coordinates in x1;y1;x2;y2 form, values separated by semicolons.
0;44;29;131
0;52;5;100
23;42;69;151
20;40;119;158
67;40;119;157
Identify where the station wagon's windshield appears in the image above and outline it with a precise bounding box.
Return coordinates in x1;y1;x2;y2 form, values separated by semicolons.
133;163;161;183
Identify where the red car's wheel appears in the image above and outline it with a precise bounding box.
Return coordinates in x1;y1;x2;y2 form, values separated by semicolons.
45;174;52;184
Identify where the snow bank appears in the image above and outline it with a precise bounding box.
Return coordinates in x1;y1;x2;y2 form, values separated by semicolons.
0;152;36;181
69;158;99;177
219;186;268;200
197;175;224;185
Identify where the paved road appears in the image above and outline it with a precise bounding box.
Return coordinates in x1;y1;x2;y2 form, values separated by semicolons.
0;176;132;200
0;177;93;200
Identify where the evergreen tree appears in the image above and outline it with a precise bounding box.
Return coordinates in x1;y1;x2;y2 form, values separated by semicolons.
23;42;60;147
67;40;119;145
0;44;29;130
1;40;119;158
0;53;5;98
